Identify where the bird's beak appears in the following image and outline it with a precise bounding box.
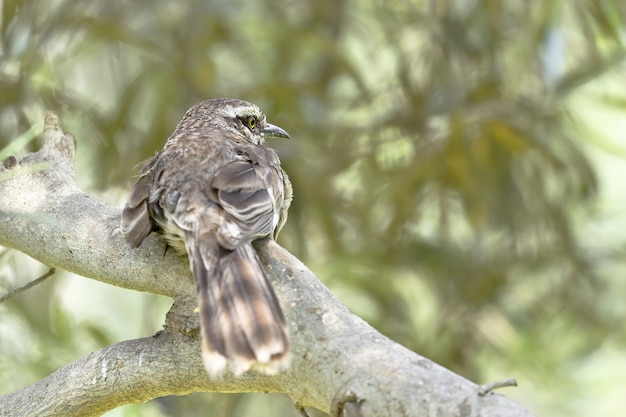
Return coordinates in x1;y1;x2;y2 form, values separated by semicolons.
262;123;290;139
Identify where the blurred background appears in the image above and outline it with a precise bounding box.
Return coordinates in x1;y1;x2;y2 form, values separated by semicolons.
1;0;626;416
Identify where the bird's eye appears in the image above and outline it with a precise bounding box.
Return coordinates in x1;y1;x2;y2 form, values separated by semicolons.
246;116;257;130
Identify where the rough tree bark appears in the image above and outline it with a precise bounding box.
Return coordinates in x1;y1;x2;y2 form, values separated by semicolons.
0;113;535;417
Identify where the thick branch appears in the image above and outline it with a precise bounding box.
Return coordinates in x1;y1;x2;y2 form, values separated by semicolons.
0;113;535;417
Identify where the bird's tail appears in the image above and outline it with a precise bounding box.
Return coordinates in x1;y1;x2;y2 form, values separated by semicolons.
186;234;290;379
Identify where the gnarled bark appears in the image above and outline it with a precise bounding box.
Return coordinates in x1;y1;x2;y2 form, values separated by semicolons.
0;113;535;417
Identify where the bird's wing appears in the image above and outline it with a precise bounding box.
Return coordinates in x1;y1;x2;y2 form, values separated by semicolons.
211;160;282;249
121;160;156;247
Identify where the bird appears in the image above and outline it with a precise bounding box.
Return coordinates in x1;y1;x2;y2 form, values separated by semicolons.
121;98;292;378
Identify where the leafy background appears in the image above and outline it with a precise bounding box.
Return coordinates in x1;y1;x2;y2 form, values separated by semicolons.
1;1;626;416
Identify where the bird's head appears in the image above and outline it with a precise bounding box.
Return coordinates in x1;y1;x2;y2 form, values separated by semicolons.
176;98;290;145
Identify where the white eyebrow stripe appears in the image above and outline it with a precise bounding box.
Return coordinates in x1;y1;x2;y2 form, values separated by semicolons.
225;105;261;119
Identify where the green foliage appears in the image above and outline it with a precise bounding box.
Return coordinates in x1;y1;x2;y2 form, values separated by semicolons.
2;0;626;416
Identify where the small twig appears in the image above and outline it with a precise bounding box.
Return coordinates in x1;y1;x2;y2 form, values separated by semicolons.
295;403;311;417
0;268;56;304
478;378;518;396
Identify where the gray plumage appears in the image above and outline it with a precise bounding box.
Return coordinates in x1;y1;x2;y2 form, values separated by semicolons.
121;98;292;378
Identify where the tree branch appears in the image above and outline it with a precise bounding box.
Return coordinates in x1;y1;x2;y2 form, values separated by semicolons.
0;113;535;417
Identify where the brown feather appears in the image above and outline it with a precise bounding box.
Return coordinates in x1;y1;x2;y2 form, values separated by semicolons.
121;172;155;247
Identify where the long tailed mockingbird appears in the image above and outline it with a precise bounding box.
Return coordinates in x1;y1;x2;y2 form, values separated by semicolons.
121;98;292;378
